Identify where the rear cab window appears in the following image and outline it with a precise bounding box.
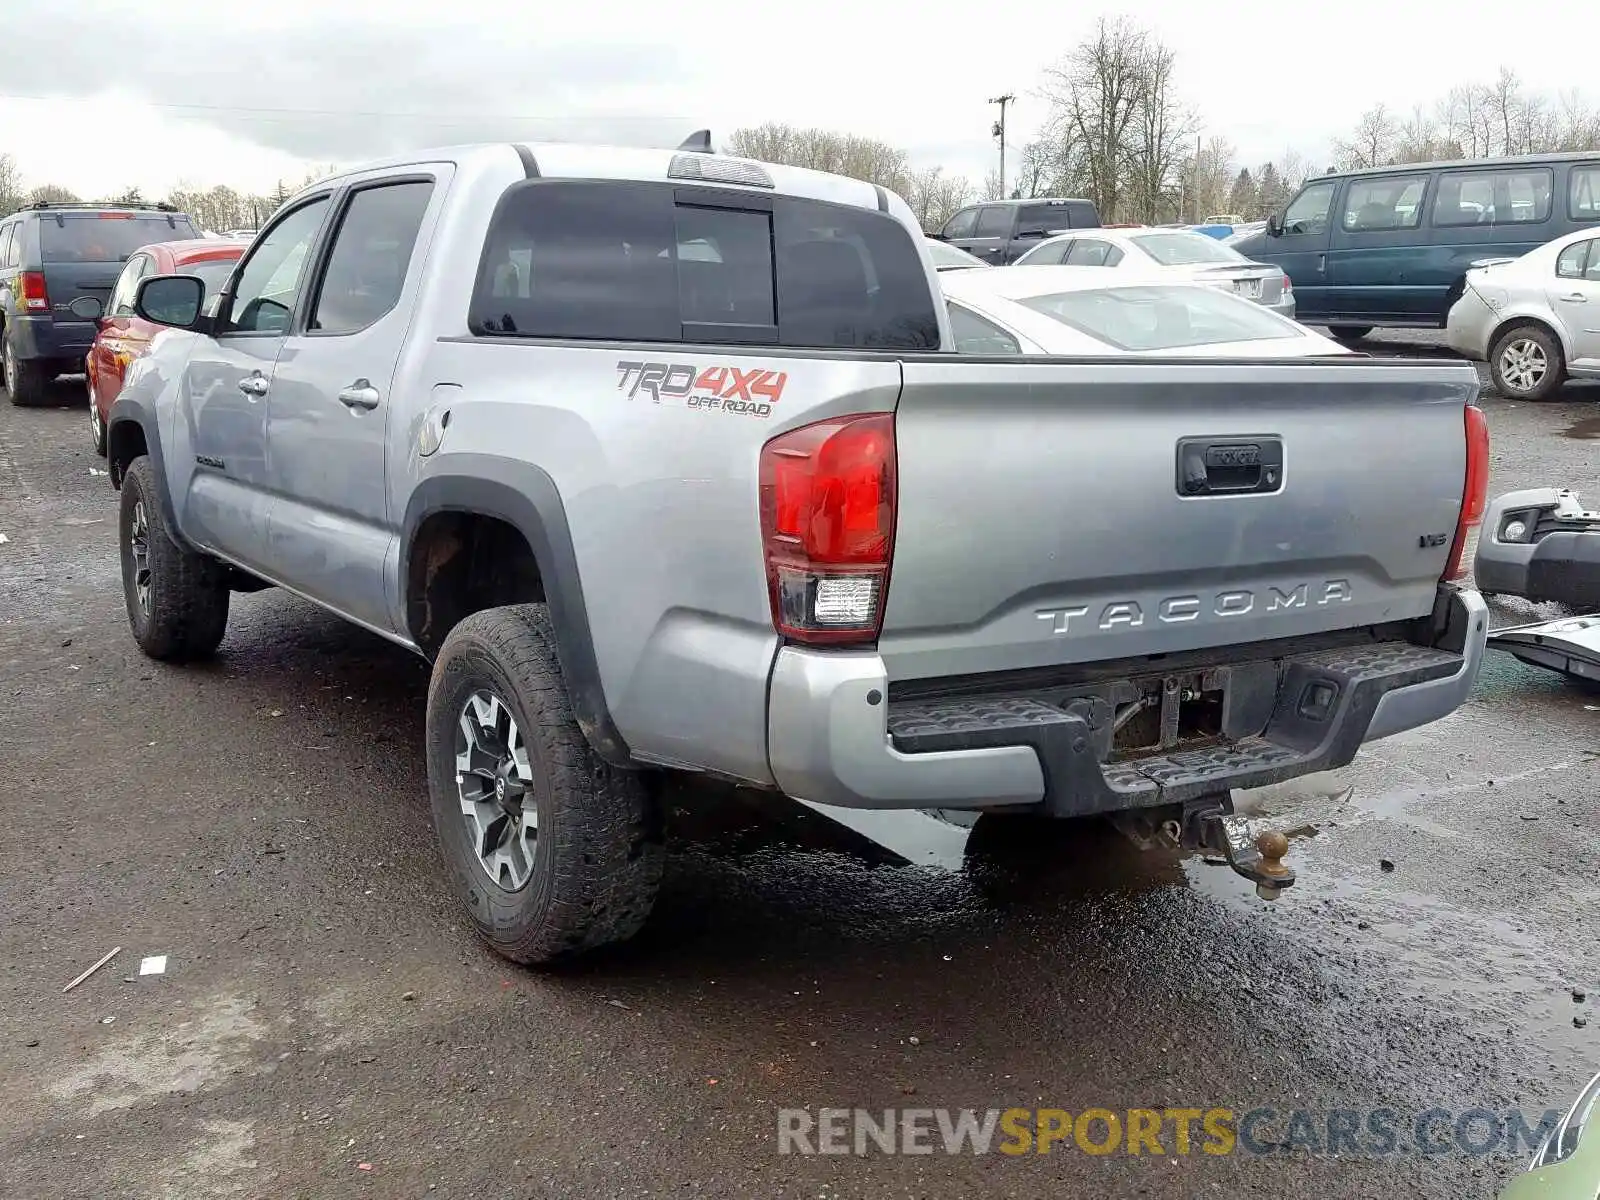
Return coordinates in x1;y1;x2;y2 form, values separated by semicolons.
40;213;199;263
470;181;939;350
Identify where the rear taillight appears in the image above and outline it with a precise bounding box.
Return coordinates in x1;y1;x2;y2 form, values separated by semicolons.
759;413;896;645
1282;273;1293;292
1443;404;1490;581
19;271;49;312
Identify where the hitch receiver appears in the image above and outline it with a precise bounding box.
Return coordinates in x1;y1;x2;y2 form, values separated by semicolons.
1115;793;1296;900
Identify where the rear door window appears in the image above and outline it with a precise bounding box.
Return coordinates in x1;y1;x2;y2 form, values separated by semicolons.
1064;239;1119;266
1571;164;1600;222
470;181;939;350
0;225;14;269
307;180;434;335
941;208;979;239
1432;168;1553;227
973;207;1012;238
40;214;199;263
1341;176;1428;232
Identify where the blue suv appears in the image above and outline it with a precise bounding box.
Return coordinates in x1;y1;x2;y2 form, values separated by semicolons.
0;202;200;406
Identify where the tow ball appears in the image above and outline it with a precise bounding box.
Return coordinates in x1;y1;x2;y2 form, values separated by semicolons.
1114;793;1296;900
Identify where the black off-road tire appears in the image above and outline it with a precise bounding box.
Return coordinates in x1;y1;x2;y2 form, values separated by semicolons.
4;332;51;407
1327;325;1373;343
119;456;230;661
1489;322;1566;401
426;604;664;965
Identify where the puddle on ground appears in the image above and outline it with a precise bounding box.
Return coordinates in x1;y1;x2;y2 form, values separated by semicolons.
1562;416;1600;440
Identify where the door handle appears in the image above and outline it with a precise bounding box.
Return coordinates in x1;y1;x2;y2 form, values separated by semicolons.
1317;254;1326;272
1559;293;1587;303
337;380;381;410
237;374;269;397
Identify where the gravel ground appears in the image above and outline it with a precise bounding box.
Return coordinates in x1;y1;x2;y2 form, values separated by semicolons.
0;338;1596;1199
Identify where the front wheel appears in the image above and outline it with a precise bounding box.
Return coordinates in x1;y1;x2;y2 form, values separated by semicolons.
1489;324;1566;401
119;457;230;660
1327;325;1373;343
426;605;663;965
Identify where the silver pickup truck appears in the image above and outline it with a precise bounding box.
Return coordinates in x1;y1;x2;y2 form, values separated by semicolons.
104;137;1491;963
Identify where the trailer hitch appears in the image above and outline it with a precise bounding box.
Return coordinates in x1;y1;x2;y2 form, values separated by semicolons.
1113;793;1296;900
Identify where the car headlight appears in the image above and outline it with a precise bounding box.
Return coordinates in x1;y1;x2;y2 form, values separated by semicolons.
1530;1071;1600;1170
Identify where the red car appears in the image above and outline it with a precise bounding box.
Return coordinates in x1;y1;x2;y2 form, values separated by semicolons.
87;239;248;455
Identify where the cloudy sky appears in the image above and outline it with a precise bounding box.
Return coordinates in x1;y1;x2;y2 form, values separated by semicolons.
0;0;1588;201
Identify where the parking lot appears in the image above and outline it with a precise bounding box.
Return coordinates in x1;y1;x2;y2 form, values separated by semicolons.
0;335;1596;1199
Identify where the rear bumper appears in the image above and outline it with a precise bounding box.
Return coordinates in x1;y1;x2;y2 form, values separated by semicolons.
1263;293;1296;320
768;588;1487;815
1445;291;1495;361
8;315;95;364
1475;488;1600;610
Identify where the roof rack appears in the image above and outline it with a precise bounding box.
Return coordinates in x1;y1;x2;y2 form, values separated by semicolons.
22;200;180;213
676;130;714;155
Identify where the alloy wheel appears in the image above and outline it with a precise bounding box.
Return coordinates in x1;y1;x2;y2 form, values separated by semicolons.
129;500;152;615
454;689;538;891
1498;338;1548;394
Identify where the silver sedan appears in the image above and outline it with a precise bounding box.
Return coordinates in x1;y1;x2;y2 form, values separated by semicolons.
1012;227;1295;320
1446;227;1600;400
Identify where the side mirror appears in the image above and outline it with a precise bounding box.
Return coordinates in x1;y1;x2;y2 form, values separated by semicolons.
926;230;945;241
68;295;104;320
1266;212;1284;237
134;274;206;330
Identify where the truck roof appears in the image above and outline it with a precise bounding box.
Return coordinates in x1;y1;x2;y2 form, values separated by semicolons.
298;139;893;217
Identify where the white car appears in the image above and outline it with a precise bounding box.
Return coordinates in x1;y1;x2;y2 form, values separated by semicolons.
1446;227;1600;401
1013;226;1294;319
939;266;1348;357
925;237;988;271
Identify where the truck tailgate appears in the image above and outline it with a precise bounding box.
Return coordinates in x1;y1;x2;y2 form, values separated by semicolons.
881;357;1481;681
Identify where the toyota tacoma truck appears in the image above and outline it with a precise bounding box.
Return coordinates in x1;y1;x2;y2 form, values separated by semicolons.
103;135;1491;963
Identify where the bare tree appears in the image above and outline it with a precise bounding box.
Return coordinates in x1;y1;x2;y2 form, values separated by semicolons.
903;165;972;231
1187;137;1236;222
1277;149;1309;191
0;154;23;216
1556;89;1600;151
1125;32;1195;222
1489;67;1522;156
727;123;911;194
1041;17;1149;220
26;183;80;205
1334;103;1398;169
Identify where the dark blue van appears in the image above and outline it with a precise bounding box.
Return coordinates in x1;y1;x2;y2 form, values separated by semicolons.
1233;152;1600;340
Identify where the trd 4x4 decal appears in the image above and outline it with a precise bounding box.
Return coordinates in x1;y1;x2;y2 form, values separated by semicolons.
615;360;788;417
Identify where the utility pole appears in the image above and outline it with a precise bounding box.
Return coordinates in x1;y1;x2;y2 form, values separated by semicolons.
988;94;1015;200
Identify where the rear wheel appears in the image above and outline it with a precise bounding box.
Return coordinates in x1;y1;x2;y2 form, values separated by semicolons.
119;457;230;660
88;373;107;456
426;605;663;964
3;333;50;407
1327;325;1373;343
1489;324;1565;401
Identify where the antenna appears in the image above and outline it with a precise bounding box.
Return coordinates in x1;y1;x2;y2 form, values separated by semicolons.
676;129;714;154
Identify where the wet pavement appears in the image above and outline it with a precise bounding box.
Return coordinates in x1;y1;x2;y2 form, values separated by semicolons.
1;337;1597;1199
